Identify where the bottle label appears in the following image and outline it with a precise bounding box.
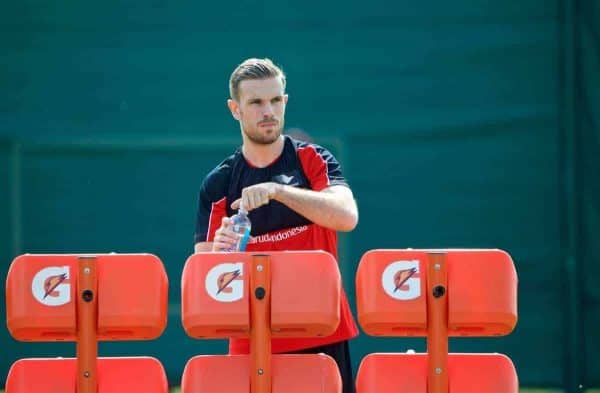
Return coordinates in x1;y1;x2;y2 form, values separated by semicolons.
238;227;250;251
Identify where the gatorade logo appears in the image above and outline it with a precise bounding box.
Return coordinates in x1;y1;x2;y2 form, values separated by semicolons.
205;263;244;302
32;266;71;306
382;260;421;300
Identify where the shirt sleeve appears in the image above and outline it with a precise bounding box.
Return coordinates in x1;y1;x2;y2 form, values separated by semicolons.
194;176;228;245
297;144;348;191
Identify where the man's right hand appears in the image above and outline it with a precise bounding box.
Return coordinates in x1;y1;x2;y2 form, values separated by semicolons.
211;216;238;252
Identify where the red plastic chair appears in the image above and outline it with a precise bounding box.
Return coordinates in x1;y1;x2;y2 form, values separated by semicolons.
181;251;343;393
7;357;167;393
356;353;518;393
182;354;341;393
355;249;519;393
5;254;169;393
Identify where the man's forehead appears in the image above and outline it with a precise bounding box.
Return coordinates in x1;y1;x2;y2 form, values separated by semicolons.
239;77;284;100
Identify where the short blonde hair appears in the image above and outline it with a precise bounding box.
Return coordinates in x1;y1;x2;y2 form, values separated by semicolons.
229;58;286;101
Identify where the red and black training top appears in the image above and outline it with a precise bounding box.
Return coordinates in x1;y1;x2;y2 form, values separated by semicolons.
195;135;359;354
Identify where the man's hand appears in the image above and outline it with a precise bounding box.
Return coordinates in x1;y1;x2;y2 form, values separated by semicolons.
211;216;238;252
231;182;280;211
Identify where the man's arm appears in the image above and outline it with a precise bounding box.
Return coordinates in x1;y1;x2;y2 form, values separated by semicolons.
274;184;358;231
194;242;212;253
231;183;358;232
195;216;238;253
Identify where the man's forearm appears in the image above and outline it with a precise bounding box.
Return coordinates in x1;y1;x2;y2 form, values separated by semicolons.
194;242;213;253
272;185;358;231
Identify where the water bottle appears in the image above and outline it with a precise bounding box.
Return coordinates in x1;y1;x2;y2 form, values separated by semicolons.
229;205;251;252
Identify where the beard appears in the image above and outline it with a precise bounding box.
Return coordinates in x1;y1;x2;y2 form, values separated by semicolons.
242;119;284;145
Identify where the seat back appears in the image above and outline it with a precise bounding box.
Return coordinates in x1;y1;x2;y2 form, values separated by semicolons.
7;253;168;341
181;250;340;338
5;253;169;393
356;249;517;337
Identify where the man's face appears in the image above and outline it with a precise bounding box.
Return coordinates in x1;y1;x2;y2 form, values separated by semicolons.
228;77;288;145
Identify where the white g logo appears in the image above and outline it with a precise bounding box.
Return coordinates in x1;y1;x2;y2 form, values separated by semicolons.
205;263;244;302
32;266;71;306
382;260;421;300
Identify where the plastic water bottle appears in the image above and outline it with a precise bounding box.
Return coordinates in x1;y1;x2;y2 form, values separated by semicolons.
229;205;251;252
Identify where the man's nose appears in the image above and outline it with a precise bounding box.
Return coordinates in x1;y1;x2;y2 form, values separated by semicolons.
262;102;274;117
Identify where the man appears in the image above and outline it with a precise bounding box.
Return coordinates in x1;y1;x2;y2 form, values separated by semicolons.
194;58;359;392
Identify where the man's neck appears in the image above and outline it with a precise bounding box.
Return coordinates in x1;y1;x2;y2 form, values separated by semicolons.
241;135;285;168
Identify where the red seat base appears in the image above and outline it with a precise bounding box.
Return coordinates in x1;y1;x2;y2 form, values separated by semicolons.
6;357;168;393
356;353;518;393
182;354;342;392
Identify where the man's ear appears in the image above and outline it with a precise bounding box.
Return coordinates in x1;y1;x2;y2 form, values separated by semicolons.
284;94;289;105
227;99;240;121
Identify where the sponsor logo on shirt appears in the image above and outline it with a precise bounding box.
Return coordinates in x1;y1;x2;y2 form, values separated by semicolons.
273;172;301;187
248;225;309;244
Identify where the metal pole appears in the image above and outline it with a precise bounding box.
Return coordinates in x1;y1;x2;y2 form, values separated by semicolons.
560;0;583;390
250;254;272;393
77;256;98;393
427;252;448;393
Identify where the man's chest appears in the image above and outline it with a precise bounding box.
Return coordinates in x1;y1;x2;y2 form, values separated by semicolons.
226;165;312;236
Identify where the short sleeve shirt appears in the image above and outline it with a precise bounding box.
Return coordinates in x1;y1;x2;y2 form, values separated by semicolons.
194;135;358;353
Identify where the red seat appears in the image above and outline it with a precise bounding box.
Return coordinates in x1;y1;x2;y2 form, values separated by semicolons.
5;254;169;393
356;353;518;393
182;354;341;393
181;251;343;392
355;249;519;393
6;357;168;393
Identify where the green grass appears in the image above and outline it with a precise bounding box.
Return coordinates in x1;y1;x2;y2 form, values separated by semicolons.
521;390;600;393
520;390;563;393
